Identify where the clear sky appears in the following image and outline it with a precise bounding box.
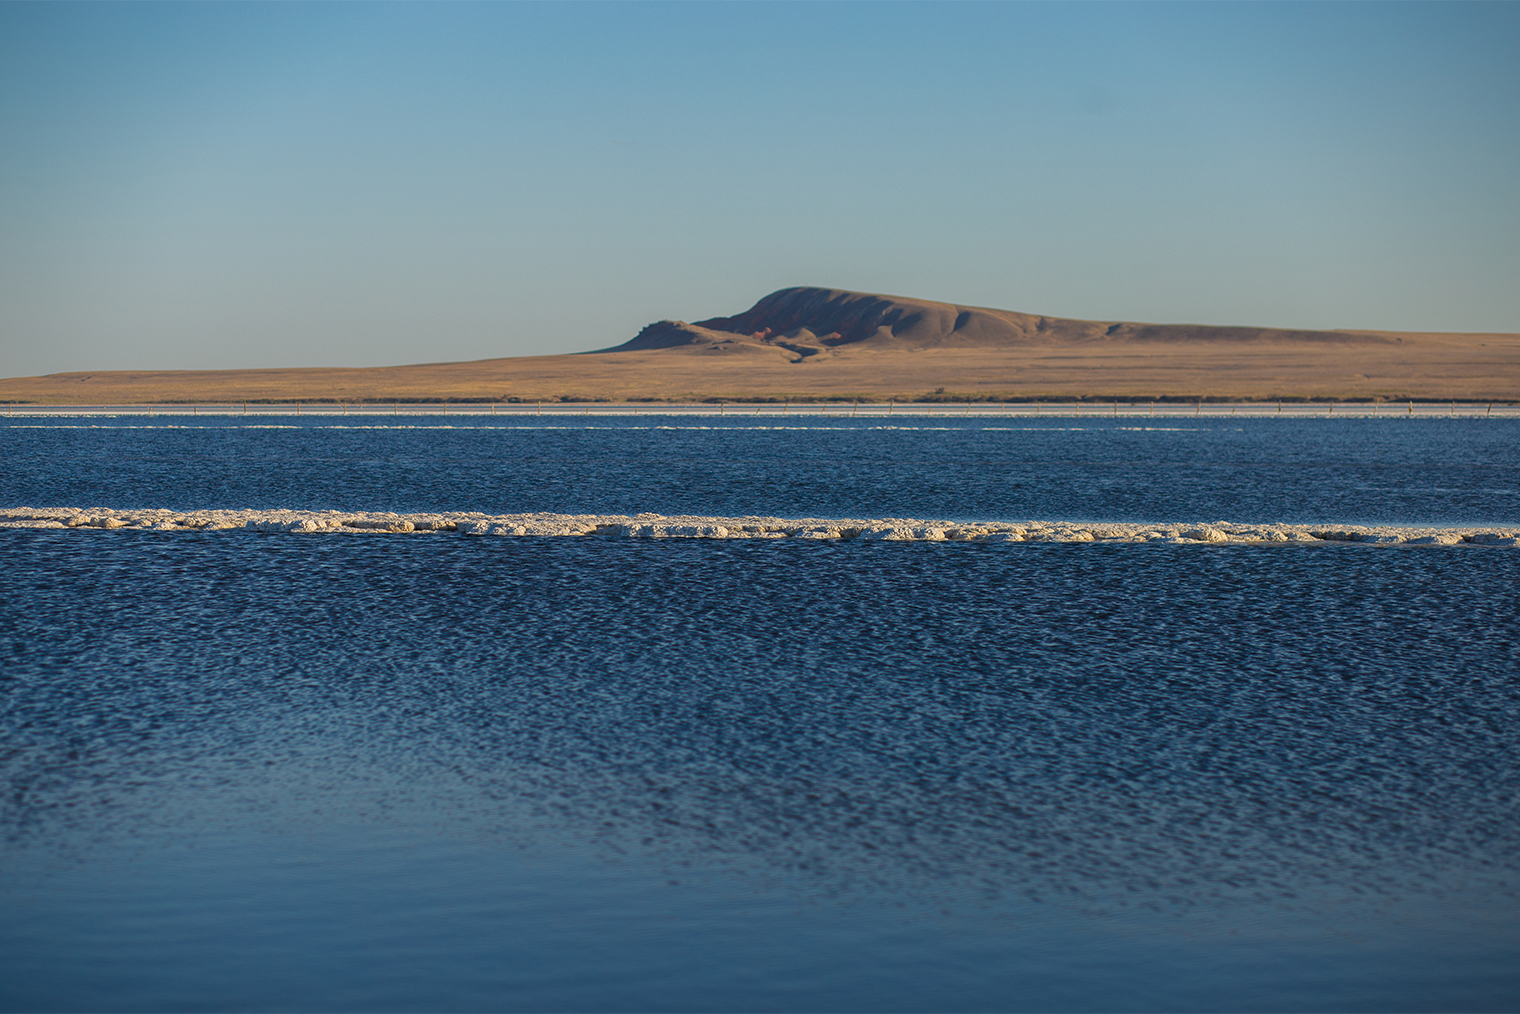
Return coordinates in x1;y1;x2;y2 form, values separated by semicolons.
1;2;1516;376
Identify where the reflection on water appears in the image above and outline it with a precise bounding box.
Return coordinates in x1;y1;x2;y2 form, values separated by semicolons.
3;532;1519;1010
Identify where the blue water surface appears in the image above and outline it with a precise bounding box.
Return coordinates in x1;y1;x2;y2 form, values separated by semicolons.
2;416;1518;1012
2;414;1517;523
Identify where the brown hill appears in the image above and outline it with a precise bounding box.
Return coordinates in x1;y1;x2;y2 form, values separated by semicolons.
2;286;1517;403
600;286;1404;361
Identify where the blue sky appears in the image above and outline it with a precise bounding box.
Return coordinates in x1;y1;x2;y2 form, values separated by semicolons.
1;2;1516;375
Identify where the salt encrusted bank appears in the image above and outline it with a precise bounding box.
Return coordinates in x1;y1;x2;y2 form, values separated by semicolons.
2;507;1517;545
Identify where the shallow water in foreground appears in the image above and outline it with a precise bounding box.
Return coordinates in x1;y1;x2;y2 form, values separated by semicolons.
3;415;1519;1011
3;532;1519;1012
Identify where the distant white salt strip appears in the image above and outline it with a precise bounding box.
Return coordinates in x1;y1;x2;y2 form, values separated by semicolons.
2;507;1517;546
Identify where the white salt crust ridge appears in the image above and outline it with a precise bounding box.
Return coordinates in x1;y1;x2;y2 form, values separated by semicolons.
2;508;1518;546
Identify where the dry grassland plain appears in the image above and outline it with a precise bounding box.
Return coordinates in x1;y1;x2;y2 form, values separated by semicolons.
3;287;1516;404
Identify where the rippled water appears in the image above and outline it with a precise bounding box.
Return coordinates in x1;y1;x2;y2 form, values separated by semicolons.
2;417;1519;1011
3;415;1518;523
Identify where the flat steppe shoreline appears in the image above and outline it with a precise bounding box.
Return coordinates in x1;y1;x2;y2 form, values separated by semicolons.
4;287;1516;404
4;336;1517;404
2;401;1517;418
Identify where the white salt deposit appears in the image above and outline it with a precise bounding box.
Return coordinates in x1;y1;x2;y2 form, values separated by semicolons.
2;507;1516;546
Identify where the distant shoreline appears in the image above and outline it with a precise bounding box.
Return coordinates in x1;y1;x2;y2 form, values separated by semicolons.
11;287;1520;401
5;395;1520;406
6;286;1517;404
4;337;1515;405
4;400;1518;418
